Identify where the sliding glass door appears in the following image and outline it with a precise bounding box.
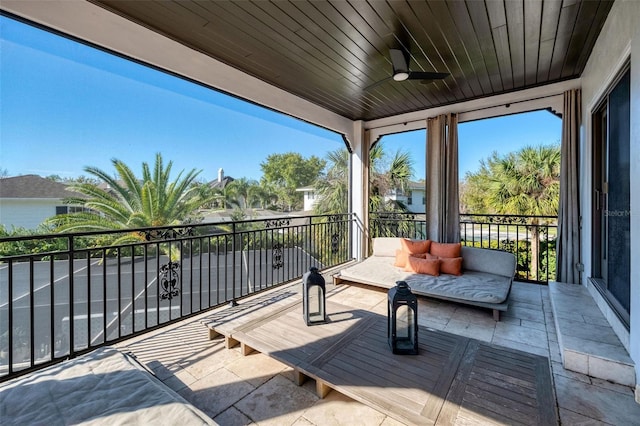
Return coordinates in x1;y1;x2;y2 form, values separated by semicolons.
592;67;631;327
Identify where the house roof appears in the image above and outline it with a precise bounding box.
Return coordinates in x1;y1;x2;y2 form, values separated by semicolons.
0;175;77;199
209;176;235;190
88;0;613;122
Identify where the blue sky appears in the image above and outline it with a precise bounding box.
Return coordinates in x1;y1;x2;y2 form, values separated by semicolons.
382;109;562;180
0;16;561;183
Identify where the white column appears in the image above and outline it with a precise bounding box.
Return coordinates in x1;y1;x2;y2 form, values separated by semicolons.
349;121;368;261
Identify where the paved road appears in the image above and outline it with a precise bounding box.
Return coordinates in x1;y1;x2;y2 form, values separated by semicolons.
0;248;318;361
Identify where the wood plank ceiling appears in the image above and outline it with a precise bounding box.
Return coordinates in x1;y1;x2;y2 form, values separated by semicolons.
90;0;613;122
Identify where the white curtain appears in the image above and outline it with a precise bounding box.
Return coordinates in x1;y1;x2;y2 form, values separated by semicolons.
426;113;459;243
556;89;582;284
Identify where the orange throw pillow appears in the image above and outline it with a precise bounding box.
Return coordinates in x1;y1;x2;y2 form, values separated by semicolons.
430;242;461;258
400;238;431;255
404;256;440;276
394;250;426;267
439;257;463;276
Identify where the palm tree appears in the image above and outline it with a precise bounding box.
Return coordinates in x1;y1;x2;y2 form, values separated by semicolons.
369;147;413;213
192;181;221;209
462;145;560;279
313;142;414;215
225;177;258;209
48;153;213;249
313;148;349;214
255;182;279;209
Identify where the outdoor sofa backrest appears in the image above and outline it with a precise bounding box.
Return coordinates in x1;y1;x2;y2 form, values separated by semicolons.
371;237;402;257
371;237;516;278
460;246;515;278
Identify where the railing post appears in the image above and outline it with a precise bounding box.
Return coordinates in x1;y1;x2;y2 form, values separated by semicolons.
68;235;74;359
8;262;14;374
230;222;238;307
348;213;353;263
29;258;35;367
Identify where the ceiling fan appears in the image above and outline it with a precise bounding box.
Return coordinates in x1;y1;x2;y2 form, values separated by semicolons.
365;48;449;90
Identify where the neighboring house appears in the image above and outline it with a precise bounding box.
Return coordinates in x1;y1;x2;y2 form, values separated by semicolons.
209;168;234;190
385;181;426;213
206;168;235;209
0;175;83;230
296;186;317;212
298;181;426;213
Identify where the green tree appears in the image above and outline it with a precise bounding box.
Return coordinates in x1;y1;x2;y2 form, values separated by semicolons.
247;181;274;209
260;153;325;211
313;149;349;214
369;145;413;213
225;177;258;209
65;175;100;186
47;153;214;249
314;143;414;215
191;180;221;209
251;182;278;209
460;144;560;279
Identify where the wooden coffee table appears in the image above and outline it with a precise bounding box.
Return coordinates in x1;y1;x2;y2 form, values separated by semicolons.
206;297;557;425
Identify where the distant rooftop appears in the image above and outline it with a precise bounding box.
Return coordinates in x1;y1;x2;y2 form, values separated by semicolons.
0;175;78;199
209;168;234;189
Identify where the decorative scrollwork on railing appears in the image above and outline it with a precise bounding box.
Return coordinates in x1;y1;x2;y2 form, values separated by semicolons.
327;214;344;223
159;261;180;300
331;233;340;253
142;227;194;241
459;214;529;225
372;212;417;222
272;243;283;269
265;219;290;229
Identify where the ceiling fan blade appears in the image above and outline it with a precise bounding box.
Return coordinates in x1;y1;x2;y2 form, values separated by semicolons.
363;76;392;91
408;71;449;80
389;48;409;72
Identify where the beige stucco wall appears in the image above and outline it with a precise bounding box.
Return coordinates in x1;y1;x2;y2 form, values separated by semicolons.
580;0;640;393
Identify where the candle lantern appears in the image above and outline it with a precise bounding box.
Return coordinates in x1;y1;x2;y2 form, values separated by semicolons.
302;266;327;325
388;281;418;354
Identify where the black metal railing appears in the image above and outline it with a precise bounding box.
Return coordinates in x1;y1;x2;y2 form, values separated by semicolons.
369;212;557;284
369;212;427;239
0;213;353;381
459;214;557;283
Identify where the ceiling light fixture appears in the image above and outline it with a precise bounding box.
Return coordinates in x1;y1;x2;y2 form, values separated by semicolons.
393;71;409;81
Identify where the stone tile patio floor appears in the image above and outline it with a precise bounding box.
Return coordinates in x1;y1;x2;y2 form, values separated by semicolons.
115;281;640;425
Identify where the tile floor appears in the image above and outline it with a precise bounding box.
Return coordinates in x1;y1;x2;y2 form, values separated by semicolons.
115;281;640;425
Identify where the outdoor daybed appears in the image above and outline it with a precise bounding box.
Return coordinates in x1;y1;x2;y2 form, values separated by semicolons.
0;346;215;425
333;237;516;320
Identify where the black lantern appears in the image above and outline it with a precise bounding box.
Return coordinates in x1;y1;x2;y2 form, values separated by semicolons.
302;267;327;325
388;281;419;354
